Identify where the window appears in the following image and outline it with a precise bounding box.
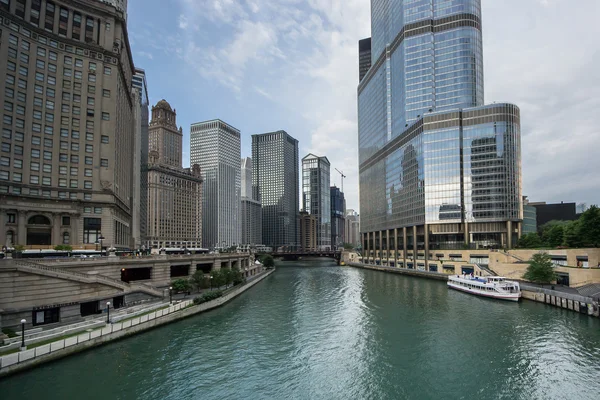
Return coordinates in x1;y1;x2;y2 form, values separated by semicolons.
17;92;26;102
102;113;110;121
0;156;8;166
84;181;92;189
59;191;67;198
62;232;70;244
34;97;43;107
71;142;79;151
104;66;112;75
21;40;30;51
94;207;102;214
85;156;93;165
44;126;53;135
63;67;72;77
8;47;17;59
3;115;12;125
13;172;22;182
73;81;81;91
88;85;96;94
31;162;40;171
84;193;92;200
61;116;69;125
72;12;82;40
5;88;14;99
42;176;51;186
70;192;77;200
16;105;25;115
47;88;55;98
7;61;16;72
2;129;11;139
83;217;101;244
31;149;40;158
48;63;57;73
71;130;80;139
59;165;67;175
1;143;10;153
30;175;39;184
16;119;24;129
62;80;70;89
45;113;54;123
70;179;78;188
7;213;16;224
4;102;13;112
42;190;50;197
36;59;45;69
33;110;42;120
14;145;23;155
87;97;95;106
86;109;94;117
32;136;41;145
59;7;68;36
9;34;18;46
47;76;56;85
86;133;93;141
34;84;43;94
43;138;52;148
86;144;93;153
20;53;29;64
100;158;108;167
70;167;78;176
14;159;22;169
89;62;96;72
58;178;66;187
74;70;82;80
49;51;57;61
59;153;68;162
101;135;109;144
84;168;92;177
45;1;56;31
18;66;28;77
0;171;8;181
86;120;94;130
32;307;60;326
33;123;41;132
73;94;81;103
72;118;80;127
37;47;46;57
42;164;51;173
88;74;96;83
75;59;83;68
62;92;70;101
6;75;15;85
43;151;52;160
29;188;39;195
70;154;79;163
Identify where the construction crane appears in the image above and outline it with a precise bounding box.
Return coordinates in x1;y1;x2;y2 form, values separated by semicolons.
334;168;346;193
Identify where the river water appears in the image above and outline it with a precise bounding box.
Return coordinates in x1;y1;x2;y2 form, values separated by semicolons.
1;259;600;399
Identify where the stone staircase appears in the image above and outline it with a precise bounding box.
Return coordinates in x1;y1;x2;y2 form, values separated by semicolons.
13;260;164;298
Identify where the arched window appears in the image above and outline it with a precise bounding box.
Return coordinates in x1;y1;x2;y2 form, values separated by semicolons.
28;215;51;225
6;230;14;245
62;232;70;244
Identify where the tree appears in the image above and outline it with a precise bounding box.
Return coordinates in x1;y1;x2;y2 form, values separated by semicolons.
190;270;210;293
171;278;191;293
232;268;245;285
562;220;582;248
221;268;234;288
210;269;226;290
579;205;600;247
261;254;275;269
540;221;567;247
54;244;73;251
343;243;354;250
523;253;556;286
517;233;542;249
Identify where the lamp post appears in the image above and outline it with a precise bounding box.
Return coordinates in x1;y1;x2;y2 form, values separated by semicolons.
169;286;173;304
106;302;110;324
20;319;26;349
210;276;213;291
98;234;105;256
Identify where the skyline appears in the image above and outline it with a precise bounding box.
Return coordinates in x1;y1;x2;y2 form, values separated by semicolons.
127;0;600;212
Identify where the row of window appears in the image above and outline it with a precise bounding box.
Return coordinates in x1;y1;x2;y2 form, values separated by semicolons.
0;184;94;200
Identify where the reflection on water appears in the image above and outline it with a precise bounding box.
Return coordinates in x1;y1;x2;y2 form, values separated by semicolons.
1;259;599;400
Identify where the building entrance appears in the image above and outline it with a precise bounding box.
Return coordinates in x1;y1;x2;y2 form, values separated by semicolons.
27;215;52;245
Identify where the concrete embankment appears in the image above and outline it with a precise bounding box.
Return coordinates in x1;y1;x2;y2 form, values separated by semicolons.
0;269;275;378
347;262;599;318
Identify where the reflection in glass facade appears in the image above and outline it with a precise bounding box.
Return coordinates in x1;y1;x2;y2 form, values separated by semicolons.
359;0;523;259
302;154;331;250
252;131;299;249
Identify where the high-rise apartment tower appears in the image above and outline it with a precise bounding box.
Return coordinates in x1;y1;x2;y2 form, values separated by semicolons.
302;154;331;250
240;157;261;246
358;0;522;267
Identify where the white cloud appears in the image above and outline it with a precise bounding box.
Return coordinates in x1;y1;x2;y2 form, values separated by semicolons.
137;51;153;60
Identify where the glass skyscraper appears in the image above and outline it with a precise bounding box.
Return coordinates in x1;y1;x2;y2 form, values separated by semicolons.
302;154;331;250
359;0;522;267
252;131;299;250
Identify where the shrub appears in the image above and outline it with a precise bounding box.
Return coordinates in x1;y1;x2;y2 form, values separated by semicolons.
171;279;191;293
2;328;18;338
193;290;223;305
54;244;73;251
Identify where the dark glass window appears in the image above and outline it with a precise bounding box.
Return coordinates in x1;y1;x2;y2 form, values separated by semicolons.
45;1;55;32
59;8;69;36
72;12;82;40
83;217;101;244
15;0;26;18
0;0;10;12
85;17;94;43
33;307;60;326
30;0;41;26
62;216;70;226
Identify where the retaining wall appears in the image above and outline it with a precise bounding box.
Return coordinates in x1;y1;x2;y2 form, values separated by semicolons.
0;269;275;378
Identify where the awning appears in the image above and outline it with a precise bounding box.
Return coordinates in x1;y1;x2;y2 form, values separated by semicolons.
551;255;567;260
436;253;444;257
576;256;588;261
470;254;489;258
449;254;462;258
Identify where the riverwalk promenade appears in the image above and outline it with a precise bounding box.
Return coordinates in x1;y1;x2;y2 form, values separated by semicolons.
0;269;275;378
347;262;600;318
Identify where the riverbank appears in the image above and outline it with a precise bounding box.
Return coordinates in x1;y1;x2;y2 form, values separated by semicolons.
347;262;599;317
0;268;275;378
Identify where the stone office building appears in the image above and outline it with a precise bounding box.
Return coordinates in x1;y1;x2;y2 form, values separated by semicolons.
146;100;203;249
0;0;136;249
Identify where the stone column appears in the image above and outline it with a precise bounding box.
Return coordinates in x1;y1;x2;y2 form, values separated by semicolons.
412;226;417;262
366;232;370;263
424;224;429;271
403;227;407;267
386;230;390;265
506;221;512;249
394;228;398;266
52;213;61;246
464;222;470;247
212;259;221;271
379;230;383;263
17;210;27;245
227;259;232;269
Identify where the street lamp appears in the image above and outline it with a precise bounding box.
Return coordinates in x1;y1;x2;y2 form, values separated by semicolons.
98;234;105;256
106;302;110;324
20;319;26;349
169;286;173;304
210;276;213;291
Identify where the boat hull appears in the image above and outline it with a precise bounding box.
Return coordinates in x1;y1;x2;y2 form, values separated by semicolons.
447;281;521;302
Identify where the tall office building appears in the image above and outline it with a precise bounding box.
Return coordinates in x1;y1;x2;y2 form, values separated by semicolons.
240;157;261;246
358;37;372;82
302;154;330;250
147;100;202;249
299;211;317;251
358;0;522;266
252;130;299;250
345;209;360;247
330;186;345;249
0;0;137;249
190;119;241;248
131;68;148;249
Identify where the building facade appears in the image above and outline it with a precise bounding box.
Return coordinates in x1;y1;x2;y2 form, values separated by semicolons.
359;0;523;266
0;0;137;250
252;130;299;250
530;201;577;230
132;68;148;249
240;157;261;246
299;211;317;251
330;186;345;249
358;37;371;82
146;100;202;249
190;119;241;248
345;209;360;247
522;196;537;235
302;154;330;250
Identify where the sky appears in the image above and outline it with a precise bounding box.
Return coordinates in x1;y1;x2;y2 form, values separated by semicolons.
127;0;600;213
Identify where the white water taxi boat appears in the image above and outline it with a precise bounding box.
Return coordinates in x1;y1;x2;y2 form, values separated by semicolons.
447;275;521;302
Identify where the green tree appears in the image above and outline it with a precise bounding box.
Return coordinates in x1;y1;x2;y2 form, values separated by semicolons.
54;244;73;251
562;220;582;248
261;254;275;269
523;253;556;286
190;270;210;293
540;221;567;247
171;278;191;293
221;268;234;288
579;205;600;247
517;232;542;248
343;243;354;250
210;269;226;290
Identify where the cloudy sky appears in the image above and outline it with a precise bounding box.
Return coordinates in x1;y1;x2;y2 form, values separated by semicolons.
127;0;600;212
